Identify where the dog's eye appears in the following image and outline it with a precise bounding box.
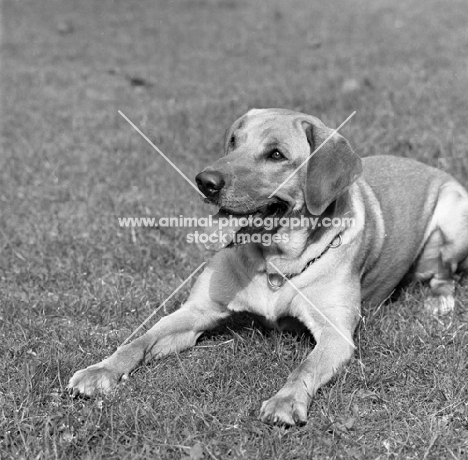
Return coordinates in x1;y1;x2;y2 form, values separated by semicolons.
268;150;286;161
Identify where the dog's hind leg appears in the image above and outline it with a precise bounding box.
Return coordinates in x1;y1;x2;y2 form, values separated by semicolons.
414;182;468;315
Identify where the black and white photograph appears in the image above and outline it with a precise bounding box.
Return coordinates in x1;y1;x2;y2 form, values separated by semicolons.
2;0;468;458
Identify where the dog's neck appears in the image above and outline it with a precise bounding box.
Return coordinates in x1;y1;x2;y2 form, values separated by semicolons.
260;192;352;275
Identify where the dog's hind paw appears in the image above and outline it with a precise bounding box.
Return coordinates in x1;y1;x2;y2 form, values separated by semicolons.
67;364;124;397
424;295;455;316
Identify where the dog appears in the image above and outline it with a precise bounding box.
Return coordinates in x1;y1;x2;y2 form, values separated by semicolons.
68;108;468;426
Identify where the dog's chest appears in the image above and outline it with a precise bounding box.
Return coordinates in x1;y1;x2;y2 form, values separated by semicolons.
226;272;290;321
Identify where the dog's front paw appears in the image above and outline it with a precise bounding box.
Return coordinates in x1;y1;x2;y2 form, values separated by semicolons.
424;295;455;316
260;393;307;426
67;364;125;396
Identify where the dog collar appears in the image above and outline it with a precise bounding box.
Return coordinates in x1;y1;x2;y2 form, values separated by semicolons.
267;234;342;291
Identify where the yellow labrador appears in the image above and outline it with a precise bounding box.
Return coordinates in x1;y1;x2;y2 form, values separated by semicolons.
68;109;468;426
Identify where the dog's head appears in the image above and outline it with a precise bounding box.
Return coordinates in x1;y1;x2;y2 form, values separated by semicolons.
196;108;362;229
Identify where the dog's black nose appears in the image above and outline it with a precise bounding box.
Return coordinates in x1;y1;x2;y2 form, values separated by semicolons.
195;171;225;197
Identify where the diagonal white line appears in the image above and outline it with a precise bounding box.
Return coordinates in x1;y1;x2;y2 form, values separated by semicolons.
119;262;206;347
268;111;356;198
267;261;356;349
118;110;206;198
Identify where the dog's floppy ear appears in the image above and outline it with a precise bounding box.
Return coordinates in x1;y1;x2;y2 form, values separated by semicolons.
302;121;362;215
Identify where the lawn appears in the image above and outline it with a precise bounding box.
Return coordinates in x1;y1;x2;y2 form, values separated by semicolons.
1;0;468;458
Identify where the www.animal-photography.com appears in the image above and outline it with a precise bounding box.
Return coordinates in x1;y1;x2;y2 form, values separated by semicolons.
2;0;468;459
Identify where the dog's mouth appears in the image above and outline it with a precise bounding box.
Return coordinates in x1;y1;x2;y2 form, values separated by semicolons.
202;198;290;251
219;198;289;221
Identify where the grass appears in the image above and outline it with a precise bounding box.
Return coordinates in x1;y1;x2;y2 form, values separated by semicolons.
1;0;468;458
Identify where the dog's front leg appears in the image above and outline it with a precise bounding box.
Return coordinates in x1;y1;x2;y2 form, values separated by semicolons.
260;305;359;426
68;268;231;396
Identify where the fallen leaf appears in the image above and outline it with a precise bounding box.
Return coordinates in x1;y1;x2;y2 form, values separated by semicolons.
190;442;204;460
